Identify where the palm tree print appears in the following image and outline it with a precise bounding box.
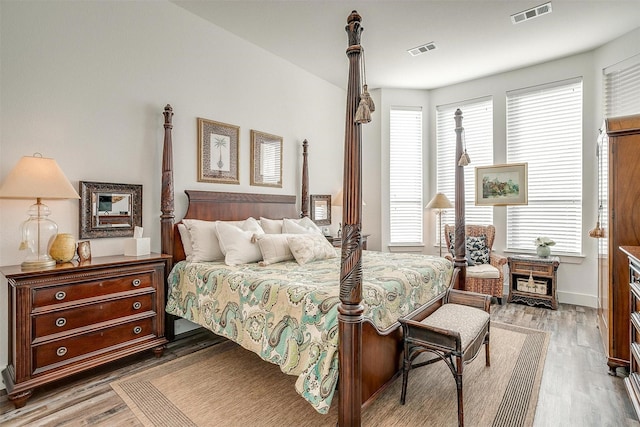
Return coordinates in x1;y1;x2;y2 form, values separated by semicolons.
213;135;227;169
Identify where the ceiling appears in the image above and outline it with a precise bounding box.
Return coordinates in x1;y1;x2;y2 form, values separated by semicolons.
172;1;640;90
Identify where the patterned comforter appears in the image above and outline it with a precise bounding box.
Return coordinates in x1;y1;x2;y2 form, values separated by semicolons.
165;250;453;414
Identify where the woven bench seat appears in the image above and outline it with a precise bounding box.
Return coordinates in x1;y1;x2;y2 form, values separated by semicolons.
399;289;491;427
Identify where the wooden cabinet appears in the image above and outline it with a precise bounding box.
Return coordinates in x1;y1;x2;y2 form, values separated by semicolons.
507;255;559;310
621;246;640;418
0;253;169;408
597;115;640;374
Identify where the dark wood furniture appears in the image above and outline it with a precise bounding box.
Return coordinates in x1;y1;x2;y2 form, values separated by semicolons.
597;114;640;374
0;254;169;408
621;246;640;418
399;284;490;427
327;234;369;249
507;255;559;310
158;11;468;426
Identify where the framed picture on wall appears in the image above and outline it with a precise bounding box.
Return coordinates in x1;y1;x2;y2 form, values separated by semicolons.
475;163;528;206
250;130;282;188
197;118;240;184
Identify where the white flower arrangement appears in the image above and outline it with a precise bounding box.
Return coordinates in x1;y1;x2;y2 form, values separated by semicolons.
535;236;556;248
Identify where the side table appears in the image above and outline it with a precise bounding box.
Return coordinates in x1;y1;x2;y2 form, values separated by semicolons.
326;234;369;250
507;255;559;310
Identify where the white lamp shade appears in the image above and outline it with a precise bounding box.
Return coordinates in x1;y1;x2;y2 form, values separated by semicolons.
0;155;80;200
425;192;453;210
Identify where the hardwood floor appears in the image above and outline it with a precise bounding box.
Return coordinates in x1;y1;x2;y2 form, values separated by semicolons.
1;302;638;426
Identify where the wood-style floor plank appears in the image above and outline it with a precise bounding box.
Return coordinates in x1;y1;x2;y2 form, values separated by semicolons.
1;303;638;426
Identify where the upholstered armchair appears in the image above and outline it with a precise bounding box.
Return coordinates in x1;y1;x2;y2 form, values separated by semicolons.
443;224;507;303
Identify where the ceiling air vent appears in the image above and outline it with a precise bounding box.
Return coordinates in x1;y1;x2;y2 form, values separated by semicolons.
511;2;552;24
408;42;436;57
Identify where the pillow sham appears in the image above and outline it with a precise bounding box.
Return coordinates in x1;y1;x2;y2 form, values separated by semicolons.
182;219;234;262
216;220;264;266
287;233;337;265
216;217;264;256
282;217;323;234
177;223;194;261
254;233;295;266
260;217;283;234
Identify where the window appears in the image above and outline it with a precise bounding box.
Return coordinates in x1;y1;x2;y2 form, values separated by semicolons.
604;53;640;118
436;98;493;247
390;107;423;244
506;78;583;255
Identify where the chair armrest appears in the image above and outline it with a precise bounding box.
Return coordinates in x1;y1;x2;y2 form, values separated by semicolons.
490;252;507;266
444;253;453;262
399;317;461;352
446;289;491;314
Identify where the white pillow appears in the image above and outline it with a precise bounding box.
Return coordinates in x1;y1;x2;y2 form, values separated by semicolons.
287;234;337;265
282;217;323;234
215;219;265;266
216;217;264;256
182;219;227;262
254;233;295;266
260;217;283;234
177;223;194;261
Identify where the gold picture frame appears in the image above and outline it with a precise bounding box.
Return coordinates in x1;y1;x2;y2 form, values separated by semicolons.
475;163;528;206
198;118;240;184
250;130;282;188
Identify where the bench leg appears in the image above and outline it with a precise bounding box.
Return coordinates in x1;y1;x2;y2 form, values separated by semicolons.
456;355;464;427
400;356;410;404
485;336;491;367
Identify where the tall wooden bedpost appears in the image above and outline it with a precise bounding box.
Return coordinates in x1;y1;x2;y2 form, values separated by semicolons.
301;139;309;218
161;105;175;339
339;10;364;427
453;109;467;290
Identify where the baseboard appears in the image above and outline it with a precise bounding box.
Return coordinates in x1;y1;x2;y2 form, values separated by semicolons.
502;284;597;308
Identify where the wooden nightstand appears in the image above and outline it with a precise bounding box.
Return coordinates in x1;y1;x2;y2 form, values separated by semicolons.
507;255;559;310
326;234;369;250
0;253;169;408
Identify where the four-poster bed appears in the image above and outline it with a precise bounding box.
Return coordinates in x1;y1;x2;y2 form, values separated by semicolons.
158;10;468;426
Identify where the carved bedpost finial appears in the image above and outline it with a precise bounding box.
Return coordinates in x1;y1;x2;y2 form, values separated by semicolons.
346;10;363;47
163;104;173;128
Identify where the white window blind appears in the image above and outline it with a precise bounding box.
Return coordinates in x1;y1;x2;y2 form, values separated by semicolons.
436;98;493;247
506;78;583;255
604;54;640;118
390;107;423;244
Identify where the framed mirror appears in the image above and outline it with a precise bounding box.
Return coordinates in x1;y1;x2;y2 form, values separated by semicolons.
310;194;331;225
79;181;142;238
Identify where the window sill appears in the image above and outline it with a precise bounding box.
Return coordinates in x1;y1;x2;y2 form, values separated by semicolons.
388;243;425;253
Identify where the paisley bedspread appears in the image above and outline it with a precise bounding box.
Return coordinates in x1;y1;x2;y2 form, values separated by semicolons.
165;250;453;414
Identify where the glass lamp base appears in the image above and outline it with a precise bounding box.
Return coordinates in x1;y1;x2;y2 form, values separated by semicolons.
21;258;56;270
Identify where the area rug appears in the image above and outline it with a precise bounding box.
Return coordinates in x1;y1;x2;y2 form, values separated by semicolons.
111;322;548;427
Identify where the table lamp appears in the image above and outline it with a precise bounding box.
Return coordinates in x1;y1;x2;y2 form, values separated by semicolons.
0;153;80;269
425;192;453;257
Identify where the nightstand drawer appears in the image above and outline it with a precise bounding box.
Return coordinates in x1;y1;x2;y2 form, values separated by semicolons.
32;272;154;308
510;261;553;277
33;293;155;339
32;316;155;374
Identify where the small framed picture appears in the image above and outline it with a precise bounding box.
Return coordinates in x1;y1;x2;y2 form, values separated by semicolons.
197;118;240;184
77;241;92;262
250;130;282;188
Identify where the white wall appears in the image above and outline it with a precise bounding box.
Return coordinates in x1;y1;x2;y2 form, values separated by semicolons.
0;1;344;385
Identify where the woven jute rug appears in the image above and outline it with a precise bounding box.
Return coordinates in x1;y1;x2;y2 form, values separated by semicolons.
111;322;548;427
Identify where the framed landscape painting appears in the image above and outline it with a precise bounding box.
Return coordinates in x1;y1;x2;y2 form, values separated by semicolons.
475;163;528;206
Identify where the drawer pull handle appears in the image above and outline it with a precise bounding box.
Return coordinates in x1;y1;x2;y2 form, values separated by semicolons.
132;279;141;287
56;347;68;357
55;317;67;327
55;291;66;301
133;301;142;310
133;326;142;334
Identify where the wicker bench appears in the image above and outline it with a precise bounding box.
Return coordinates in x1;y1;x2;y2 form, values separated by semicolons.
399;289;491;427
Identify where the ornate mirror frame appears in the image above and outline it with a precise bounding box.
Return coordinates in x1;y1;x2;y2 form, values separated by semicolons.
310;194;331;225
79;181;142;239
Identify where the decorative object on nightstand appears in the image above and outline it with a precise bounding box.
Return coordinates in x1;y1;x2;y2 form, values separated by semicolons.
77;240;91;262
49;233;76;263
0;153;80;270
425;192;453;257
534;236;555;258
507;255;559;309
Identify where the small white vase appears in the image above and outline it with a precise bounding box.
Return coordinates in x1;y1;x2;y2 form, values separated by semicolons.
536;245;551;258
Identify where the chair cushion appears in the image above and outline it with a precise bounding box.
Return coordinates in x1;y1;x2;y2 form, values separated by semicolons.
420;303;490;350
467;263;500;279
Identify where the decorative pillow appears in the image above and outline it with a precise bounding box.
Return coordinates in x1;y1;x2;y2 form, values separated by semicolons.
215;220;265;266
466;234;489;265
282;217;323;234
254;233;295;266
177;223;194;261
216;217;264;256
182;219;236;262
260;217;283;234
287;234;337;265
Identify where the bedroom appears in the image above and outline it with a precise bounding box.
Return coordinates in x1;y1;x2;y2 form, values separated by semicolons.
1;1;640;425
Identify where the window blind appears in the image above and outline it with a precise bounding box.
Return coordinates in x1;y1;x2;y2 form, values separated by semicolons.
604;54;640;118
390;107;423;244
436;98;493;247
506;78;583;255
